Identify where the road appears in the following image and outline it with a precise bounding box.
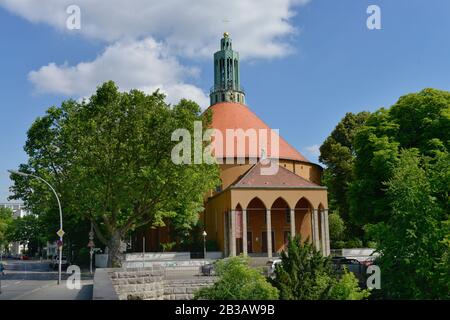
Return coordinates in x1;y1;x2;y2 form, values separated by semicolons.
0;259;93;300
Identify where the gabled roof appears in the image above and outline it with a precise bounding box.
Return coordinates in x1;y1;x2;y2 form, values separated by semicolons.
208;102;310;163
231;161;324;189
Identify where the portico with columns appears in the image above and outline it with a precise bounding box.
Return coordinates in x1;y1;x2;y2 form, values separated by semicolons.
205;162;330;257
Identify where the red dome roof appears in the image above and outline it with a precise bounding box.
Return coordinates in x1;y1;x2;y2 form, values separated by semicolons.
207;102;309;162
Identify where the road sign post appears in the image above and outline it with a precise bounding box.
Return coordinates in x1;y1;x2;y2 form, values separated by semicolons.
88;222;95;275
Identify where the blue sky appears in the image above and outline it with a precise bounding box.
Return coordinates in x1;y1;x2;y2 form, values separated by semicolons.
1;0;450;202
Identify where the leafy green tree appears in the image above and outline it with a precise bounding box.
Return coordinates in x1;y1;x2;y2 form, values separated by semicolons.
319;112;370;238
0;207;13;251
6;215;46;256
271;236;334;299
10;81;220;267
367;149;449;299
350;88;450;226
328;212;346;245
195;256;279;300
272;236;370;300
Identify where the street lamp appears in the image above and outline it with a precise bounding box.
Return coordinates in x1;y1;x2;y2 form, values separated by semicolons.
202;230;207;260
8;170;64;285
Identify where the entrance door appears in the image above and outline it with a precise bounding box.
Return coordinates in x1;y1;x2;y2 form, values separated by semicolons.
247;232;253;253
261;231;275;253
236;238;243;255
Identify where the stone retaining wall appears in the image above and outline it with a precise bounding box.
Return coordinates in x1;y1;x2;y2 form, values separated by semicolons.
163;278;217;300
106;266;216;300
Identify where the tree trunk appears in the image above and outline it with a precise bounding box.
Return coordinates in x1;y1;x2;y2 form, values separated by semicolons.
106;231;122;268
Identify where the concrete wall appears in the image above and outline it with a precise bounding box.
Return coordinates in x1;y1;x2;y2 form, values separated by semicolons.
124;252;190;261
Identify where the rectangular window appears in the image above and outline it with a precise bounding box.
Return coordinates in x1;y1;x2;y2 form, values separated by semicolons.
286;209;291;224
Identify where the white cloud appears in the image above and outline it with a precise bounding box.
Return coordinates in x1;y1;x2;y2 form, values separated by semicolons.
304;144;320;157
0;0;310;59
3;0;312;105
28;38;210;107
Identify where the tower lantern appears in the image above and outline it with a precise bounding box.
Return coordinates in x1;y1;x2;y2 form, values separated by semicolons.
210;32;245;105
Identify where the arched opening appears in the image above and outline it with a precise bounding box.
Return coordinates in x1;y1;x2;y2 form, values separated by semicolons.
271;197;290;252
246;197;266;254
295;197;313;243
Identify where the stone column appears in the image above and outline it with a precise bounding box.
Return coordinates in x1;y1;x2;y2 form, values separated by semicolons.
320;209;326;256
324;209;330;256
266;209;272;258
242;209;248;256
230;210;236;257
290;208;296;239
312;209;320;251
223;212;228;257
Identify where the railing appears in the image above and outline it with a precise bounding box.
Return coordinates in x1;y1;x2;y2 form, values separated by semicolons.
210;84;245;94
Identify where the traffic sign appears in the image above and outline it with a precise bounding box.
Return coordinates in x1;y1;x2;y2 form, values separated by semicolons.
57;229;65;238
56;239;63;248
87;240;95;248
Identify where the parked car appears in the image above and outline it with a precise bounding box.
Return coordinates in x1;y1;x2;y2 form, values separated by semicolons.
266;259;282;279
20;255;29;260
361;256;376;267
49;255;69;270
332;256;366;285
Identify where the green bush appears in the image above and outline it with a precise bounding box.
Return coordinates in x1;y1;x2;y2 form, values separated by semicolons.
366;241;377;249
194;256;279;300
329;269;370;300
328;213;346;241
272;236;370;300
271;236;334;299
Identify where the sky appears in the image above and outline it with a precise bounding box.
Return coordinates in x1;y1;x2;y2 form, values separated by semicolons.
1;0;450;202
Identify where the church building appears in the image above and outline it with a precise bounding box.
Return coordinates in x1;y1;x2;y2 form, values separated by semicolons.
138;33;330;258
203;33;330;258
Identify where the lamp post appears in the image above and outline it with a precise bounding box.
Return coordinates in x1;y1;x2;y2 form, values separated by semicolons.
8;170;64;285
202;231;207;259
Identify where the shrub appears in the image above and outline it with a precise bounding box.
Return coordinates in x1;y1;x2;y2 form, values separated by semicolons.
194;256;279;300
271;236;335;299
329;212;346;241
272;236;370;300
329;269;370;300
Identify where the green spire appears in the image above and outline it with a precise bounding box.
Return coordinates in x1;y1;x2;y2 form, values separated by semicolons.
210;32;245;105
